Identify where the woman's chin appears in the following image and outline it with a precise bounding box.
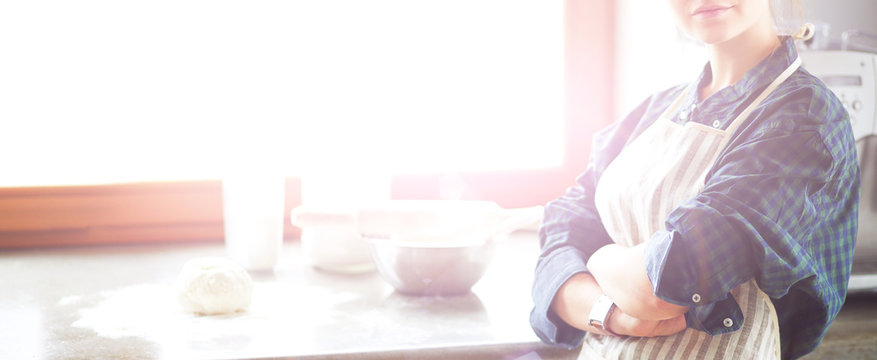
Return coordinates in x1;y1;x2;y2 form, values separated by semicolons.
687;20;760;47
690;29;737;46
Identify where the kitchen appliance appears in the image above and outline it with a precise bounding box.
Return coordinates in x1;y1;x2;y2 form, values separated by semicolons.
801;49;877;291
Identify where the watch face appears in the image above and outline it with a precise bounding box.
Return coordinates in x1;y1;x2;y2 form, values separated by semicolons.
589;294;615;329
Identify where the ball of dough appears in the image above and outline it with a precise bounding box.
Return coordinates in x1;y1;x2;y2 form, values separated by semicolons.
176;257;254;315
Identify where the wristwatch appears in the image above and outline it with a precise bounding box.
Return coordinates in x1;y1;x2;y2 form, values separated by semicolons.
588;294;617;335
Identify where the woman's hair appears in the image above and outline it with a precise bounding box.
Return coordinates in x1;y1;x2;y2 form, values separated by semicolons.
772;0;805;35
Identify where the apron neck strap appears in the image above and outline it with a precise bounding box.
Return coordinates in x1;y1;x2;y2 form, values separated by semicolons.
724;57;801;135
657;56;802;132
658;82;696;120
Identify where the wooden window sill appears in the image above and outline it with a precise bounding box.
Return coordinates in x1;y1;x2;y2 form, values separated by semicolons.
0;180;301;249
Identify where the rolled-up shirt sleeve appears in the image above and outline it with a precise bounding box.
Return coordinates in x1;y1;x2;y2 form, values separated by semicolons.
642;91;858;340
530;93;662;347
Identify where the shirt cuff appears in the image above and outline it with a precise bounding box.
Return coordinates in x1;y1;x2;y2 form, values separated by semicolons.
643;230;743;334
683;297;743;335
530;245;590;348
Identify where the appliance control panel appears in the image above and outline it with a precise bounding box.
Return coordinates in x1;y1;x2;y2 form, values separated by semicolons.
801;50;876;141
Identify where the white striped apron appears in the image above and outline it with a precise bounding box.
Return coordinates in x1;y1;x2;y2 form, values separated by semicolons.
581;57;802;360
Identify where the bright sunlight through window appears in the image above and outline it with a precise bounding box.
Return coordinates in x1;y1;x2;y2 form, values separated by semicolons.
0;1;564;187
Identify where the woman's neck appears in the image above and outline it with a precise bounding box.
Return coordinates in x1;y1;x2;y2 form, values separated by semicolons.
699;17;780;101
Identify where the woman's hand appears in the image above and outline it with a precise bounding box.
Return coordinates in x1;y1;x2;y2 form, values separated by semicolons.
607;308;687;337
551;272;687;338
587;243;688;321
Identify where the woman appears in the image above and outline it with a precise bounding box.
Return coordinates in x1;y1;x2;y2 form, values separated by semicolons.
530;0;859;359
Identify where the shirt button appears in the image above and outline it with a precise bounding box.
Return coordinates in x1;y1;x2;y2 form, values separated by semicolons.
691;293;701;303
679;111;689;121
712;120;721;128
723;318;734;327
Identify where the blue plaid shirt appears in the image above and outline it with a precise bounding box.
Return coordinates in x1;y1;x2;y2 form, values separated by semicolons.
530;37;860;359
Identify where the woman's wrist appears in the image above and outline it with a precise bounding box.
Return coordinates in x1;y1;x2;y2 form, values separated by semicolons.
604;303;620;336
588;244;688;321
551;272;687;338
588;294;619;335
551;272;611;334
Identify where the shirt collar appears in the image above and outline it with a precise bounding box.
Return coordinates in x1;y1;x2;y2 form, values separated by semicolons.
683;36;798;115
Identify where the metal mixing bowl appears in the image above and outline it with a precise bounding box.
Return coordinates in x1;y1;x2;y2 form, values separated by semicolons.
366;237;495;296
356;201;542;296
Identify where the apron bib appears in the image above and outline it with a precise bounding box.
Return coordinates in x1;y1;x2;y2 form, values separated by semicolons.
582;57;801;360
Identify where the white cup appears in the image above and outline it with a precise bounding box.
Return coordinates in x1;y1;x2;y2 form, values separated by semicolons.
292;207;375;274
222;175;285;271
294;171;389;273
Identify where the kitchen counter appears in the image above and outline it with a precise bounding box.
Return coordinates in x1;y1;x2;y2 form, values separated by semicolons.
2;232;875;360
0;232;577;360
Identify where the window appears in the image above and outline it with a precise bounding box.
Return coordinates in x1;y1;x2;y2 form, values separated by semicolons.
614;0;706;116
0;1;615;248
2;0;563;186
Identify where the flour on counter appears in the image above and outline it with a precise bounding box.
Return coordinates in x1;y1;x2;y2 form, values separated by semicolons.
57;295;82;306
71;282;360;358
